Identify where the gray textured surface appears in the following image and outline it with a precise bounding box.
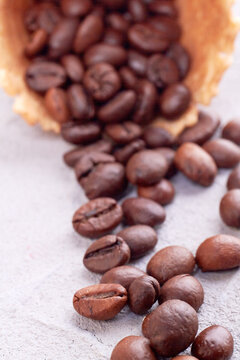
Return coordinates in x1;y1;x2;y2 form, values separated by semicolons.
0;5;240;360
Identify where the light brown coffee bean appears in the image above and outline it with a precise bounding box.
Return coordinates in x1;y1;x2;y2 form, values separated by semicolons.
45;88;70;124
101;265;145;290
220;190;240;228
138;179;175;205
111;336;157;360
74;14;104;53
227;165;240;190
222;118;240;145
25;28;48;57
203;138;240;168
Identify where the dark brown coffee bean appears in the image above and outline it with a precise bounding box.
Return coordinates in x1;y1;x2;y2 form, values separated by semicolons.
83;235;130;274
166;43;191;80
227;165;240;190
142;300;198;357
147;54;179;89
126;150;168;186
24;3;62;34
73;283;127;320
203;138;240;169
114;139;146;164
111;336;157;360
74;14;104;53
128;50;148;77
191;326;234;360
105;122;142;145
133;80;157;124
155;147;177;178
75;152;115;180
128;0;148;23
147;246;195;285
138;178;175;205
61;0;93;17
45;88;70;124
220;190;240;228
117;224;157;259
25;61;67;92
196;234;240;271
149;0;178;18
61;122;101;145
106;13;130;33
175;143;217;186
150;16;181;42
72;197;123;238
172;357;198;360
101;0;127;10
122;197;166;226
128;23;169;54
67;84;95;121
222;118;240;145
159;274;204;311
119;67;138;89
103;28;125;46
98;91;136;123
101;265;145;290
25;29;48;57
143;126;176;148
61;54;84;83
83;63;121;102
84;43;127;67
159;83;191;119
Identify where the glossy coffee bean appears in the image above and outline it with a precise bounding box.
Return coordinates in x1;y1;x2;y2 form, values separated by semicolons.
196;234;240;271
150;16;181;42
25;29;48;57
128;0;148;23
172;356;198;360
147;246;195;285
106;13;130;33
159;274;204;311
222;118;240;145
114;139;146;164
105;122;142;145
83;235;130;273
61;54;84;83
84;43;127;67
61;0;93;17
143;126;176;148
227;165;240;190
159;83;191;119
75;152;115;179
61;122;101;145
117;225;158;259
203;138;240;168
111;336;157;360
72;197;123;238
67;84;95;121
147;54;179;89
175;143;217;186
142;300;198;357
101;265;145;290
133;80;157;124
101;0;127;10
119;67;138;89
122;197;166;227
45;88;70;124
166;43;191;79
138;179;175;205
128;50;147;77
103;28;125;46
83;63;121;102
191;326;234;360
149;0;178;18
220;190;240;228
155;148;177;178
74;14;104;53
73;283;127;320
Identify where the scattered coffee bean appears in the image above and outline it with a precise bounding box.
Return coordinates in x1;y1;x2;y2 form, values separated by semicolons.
132;79;157;124
101;265;145;290
119;67;138;89
75;152;115;181
166;43;191;80
203;138;240;168
84;43;127;67
220;190;240;228
149;16;181;42
114;139;146;164
61;0;93;17
45;88;70;124
128;50;148;77
67;84;95;121
159;83;191;119
155;147;177;178
138;178;175;205
105;122;142;144
61;122;100;145
222;118;240;145
147;54;179;89
128;0;147;23
227;165;240;190
143;126;176;148
149;0;178;18
111;336;157;360
61;54;84;83
25;28;48;57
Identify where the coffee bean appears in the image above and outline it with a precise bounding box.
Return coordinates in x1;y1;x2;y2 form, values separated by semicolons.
67;84;95;121
24;3;62;34
106;13;130;33
150;16;181;42
101;0;127;10
166;43;191;79
74;14;104;53
61;0;93;17
117;224;158;259
175;143;217;186
222;118;240;145
103;28;125;46
83;63;121;102
155;147;177;178
159;83;191;119
147;246;195;285
143;126;176;148
149;0;178;18
83;235;130;273
111;336;157;360
129;275;160;314
220;190;240;228
61;122;101;145
72;197;123;238
142;300;198;357
172;356;199;360
75;152;115;181
191;325;234;360
114;139;146;164
203;138;240;168
119;67;138;89
84;43;127;67
126;150;168;186
122;197;166;226
147;54;179;89
133;80;157;124
98;91;136;123
196;234;240;271
227;165;240;190
90;4;105;17
159;274;204;311
101;265;145;290
24;4;43;33
61;54;84;83
25;29;48;57
73;283;127;320
105;122;142;145
45;88;70;124
138;178;175;205
128;0;148;23
128;50;148;77
25;61;67;92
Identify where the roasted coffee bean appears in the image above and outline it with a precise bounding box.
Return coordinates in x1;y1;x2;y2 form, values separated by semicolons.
101;0;127;10
105;122;142;145
227;165;240;190
84;43;127;67
138;178;175;205
196;234;240;271
175;143;217;186
172;356;199;360
143;126;176;148
122;197;166;226
155;147;177;178
72;197;123;238
106;13;130;33
129;275;160;314
61;0;93;17
222;118;240;145
98;91;136;123
178;110;220;145
150;16;181;42
147;246;195;285
166;43;191;79
24;4;43;33
61;122;101;145
159;83;191;119
61;54;84;83
114;139;145;164
117;224;158;259
48;17;79;58
24;3;62;34
128;50;148;77
220;189;240;228
45;88;70;124
83;235;130;273
142;300;198;357
25;29;48;57
203;138;240;168
119;67;138;89
74;14;104;53
149;0;178;18
111;336;157;360
73;283;127;320
128;23;169;54
101;265;145;290
126;150;168;186
83;63;121;102
90;4;105;17
75;152;115;180
25;61;67;92
67;84;95;121
133;80;157;124
159;274;204;311
103;28;125;46
191;325;234;360
147;54;179;89
128;0;148;23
